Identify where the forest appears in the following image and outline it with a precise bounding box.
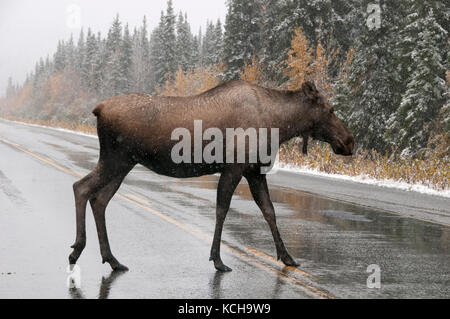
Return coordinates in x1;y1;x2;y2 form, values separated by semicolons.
0;0;448;190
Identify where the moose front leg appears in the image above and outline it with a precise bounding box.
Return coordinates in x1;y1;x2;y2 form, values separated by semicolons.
210;168;243;272
246;172;299;267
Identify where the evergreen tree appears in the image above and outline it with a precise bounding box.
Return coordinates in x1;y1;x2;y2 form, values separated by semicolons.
260;0;292;82
338;0;408;152
176;12;194;70
223;0;263;79
131;16;151;93
104;15;123;96
120;24;133;93
65;34;76;68
76;29;85;71
106;14;122;56
191;33;201;67
82;28;102;94
202;20;217;66
150;12;166;89
386;2;448;154
213;19;223;64
161;0;177;80
150;1;177;89
54;40;66;72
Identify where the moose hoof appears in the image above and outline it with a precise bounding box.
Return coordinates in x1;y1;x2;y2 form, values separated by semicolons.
68;254;77;265
103;256;129;272
213;261;232;272
112;263;129;272
280;254;299;267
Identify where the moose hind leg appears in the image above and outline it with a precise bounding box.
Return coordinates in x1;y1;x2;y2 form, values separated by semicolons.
69;171;97;265
246;173;299;267
210;168;243;272
69;158;133;266
90;172;130;272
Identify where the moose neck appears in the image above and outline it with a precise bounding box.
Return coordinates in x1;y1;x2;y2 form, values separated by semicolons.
266;89;311;144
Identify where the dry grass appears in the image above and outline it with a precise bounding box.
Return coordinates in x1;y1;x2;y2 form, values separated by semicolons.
279;141;449;192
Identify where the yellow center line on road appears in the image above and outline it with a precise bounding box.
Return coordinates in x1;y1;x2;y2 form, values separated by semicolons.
0;136;81;178
0;135;333;299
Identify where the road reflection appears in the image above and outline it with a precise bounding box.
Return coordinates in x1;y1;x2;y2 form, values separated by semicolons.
69;270;127;300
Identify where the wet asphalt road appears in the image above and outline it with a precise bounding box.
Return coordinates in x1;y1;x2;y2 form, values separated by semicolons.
0;119;449;299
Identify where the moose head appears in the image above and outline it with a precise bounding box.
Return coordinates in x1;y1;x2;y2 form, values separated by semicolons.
301;81;354;156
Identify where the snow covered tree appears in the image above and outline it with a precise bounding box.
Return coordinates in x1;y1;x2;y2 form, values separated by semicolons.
338;0;408;152
131;16;151;93
213;20;223;64
223;0;263;79
176;12;194;70
191;33;202;67
202;21;217;66
150;1;177;89
105;50;122;97
201;19;224;66
386;2;448;154
82;28;102;94
160;0;177;79
150;12;166;89
76;29;85;71
65;34;76;68
105;14;122;57
259;0;293;83
259;0;363;84
54;41;66;72
331;48;355;122
120;24;133;94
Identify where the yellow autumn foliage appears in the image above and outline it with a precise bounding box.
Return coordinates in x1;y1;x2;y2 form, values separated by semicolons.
157;64;225;97
283;28;313;90
239;56;264;85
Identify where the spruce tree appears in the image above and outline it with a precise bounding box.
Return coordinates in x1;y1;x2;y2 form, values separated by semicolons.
161;0;177;80
76;29;85;71
131;16;151;93
82;28;102;94
222;0;263;79
54;40;66;72
104;15;123;96
213;19;223;65
340;0;408;152
120;24;133;94
176;12;194;70
150;12;166;89
202;21;216;66
387;2;448;154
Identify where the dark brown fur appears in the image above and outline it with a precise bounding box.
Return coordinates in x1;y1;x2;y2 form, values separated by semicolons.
69;80;354;272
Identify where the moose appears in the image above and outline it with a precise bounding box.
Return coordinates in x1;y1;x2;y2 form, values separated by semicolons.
69;80;354;272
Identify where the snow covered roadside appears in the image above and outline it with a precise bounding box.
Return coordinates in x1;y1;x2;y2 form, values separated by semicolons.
275;162;450;199
2;118;98;139
3;118;448;199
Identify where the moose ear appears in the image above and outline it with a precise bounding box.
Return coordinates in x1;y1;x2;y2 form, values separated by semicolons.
302;81;318;100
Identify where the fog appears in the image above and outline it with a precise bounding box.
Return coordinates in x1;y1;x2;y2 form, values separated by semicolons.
0;0;227;95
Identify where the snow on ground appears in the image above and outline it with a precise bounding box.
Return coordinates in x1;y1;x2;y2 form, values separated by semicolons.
3;118;449;199
275;162;450;199
4;119;98;139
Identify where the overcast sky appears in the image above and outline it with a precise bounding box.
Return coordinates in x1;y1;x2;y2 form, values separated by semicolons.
0;0;227;95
